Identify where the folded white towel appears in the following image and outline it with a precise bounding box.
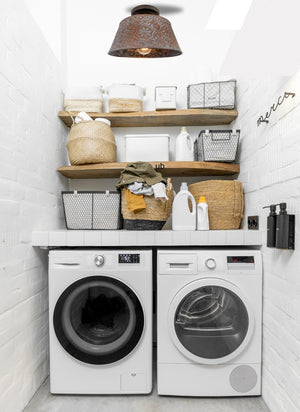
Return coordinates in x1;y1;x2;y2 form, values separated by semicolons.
95;118;111;127
153;182;168;201
75;111;93;123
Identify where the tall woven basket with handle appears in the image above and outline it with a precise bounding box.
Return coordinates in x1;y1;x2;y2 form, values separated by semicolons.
188;180;244;230
121;178;173;230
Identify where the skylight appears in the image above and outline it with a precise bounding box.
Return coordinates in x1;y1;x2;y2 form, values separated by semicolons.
206;0;253;30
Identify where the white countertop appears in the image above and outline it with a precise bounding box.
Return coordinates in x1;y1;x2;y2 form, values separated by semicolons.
32;230;263;247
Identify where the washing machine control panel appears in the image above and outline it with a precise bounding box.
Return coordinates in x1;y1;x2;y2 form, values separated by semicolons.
227;256;255;269
119;254;140;264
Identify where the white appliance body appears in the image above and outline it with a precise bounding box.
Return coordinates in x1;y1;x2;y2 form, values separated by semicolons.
49;249;152;394
157;249;262;397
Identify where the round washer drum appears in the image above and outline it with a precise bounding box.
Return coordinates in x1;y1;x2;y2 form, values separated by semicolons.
53;276;144;365
168;278;254;365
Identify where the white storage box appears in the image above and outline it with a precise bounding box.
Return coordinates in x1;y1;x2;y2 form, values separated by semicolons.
155;86;177;110
125;134;170;162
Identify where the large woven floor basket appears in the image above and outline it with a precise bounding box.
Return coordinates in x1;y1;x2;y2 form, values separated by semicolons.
189;180;244;230
122;178;173;230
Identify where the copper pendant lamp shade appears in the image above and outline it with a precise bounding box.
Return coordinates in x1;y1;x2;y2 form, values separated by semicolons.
108;5;182;58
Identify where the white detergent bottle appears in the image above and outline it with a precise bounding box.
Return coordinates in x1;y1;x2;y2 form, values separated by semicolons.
197;196;209;230
172;182;196;230
175;127;194;161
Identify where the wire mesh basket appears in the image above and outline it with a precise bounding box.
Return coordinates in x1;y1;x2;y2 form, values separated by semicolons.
62;191;122;230
194;129;240;163
187;80;236;109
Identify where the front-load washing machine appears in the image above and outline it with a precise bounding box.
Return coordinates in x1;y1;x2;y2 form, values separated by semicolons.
157;249;262;397
49;249;152;394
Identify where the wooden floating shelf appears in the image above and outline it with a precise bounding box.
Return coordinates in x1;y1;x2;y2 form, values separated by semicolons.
58;109;238;128
57;161;240;179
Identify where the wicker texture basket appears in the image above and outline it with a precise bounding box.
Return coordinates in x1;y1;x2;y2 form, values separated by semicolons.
188;180;244;230
64;99;103;113
67;117;116;165
109;98;143;113
121;178;173;230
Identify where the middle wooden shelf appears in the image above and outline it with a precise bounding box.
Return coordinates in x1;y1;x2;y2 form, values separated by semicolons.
57;161;240;179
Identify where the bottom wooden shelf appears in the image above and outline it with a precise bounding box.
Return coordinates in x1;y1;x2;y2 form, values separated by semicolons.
57;161;240;179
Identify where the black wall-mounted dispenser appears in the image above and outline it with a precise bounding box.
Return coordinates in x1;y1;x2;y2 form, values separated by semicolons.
263;203;295;250
275;203;295;250
263;204;277;247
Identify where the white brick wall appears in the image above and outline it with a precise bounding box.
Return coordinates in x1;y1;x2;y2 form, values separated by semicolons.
0;1;67;411
235;74;300;412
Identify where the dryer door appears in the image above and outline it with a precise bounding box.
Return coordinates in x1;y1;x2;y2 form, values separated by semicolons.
168;278;254;365
53;276;144;365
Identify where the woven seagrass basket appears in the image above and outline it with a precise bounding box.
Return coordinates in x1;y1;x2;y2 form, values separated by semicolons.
67;115;116;165
188;180;244;230
109;98;143;113
121;178;173;230
64;99;103;113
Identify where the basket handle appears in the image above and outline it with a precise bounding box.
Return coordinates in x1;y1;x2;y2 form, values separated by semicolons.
208;130;230;141
164;178;173;219
233;180;244;219
166;178;173;192
67;111;76;126
204;129;238;142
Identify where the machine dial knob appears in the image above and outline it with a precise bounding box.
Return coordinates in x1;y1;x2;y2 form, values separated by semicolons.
205;258;216;270
95;255;105;267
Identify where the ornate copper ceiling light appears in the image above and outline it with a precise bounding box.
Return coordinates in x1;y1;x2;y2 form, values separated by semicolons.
108;5;182;58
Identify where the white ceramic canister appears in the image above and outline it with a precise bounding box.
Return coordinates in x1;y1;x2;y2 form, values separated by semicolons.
155;86;177;110
106;84;146;112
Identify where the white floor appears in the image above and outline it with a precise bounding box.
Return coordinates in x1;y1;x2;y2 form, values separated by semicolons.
25;378;270;412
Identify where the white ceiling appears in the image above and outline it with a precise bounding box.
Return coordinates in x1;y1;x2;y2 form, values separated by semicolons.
26;0;300;81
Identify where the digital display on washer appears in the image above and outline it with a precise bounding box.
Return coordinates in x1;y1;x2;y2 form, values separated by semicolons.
227;256;254;264
118;254;140;264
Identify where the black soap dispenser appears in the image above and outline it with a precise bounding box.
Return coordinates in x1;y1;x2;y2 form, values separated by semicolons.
275;203;295;250
263;204;277;247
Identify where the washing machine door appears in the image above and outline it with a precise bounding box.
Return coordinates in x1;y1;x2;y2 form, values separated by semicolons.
53;276;144;365
168;278;254;365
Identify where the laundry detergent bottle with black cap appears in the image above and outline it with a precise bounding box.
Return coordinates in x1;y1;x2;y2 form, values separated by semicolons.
172;182;196;230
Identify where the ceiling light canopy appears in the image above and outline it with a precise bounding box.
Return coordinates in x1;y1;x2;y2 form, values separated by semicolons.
108;4;182;58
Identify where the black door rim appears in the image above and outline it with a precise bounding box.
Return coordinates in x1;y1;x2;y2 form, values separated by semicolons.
53;275;144;365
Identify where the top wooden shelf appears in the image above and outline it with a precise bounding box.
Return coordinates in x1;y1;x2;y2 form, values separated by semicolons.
58;108;238;128
57;161;239;179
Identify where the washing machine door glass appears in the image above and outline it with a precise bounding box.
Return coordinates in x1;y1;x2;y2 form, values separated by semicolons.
174;285;249;360
53;276;144;365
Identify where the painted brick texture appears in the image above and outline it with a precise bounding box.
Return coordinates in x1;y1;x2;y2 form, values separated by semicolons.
0;1;67;411
235;75;300;412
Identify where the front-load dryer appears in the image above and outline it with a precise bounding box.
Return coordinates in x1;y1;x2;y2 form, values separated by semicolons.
157;249;262;397
49;249;152;394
